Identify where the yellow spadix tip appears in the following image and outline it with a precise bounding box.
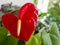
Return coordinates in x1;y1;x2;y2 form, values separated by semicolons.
17;19;21;36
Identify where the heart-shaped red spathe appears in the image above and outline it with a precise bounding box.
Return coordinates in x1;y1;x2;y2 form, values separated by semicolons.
2;3;38;41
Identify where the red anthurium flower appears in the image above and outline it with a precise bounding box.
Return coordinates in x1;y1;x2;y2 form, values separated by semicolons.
2;3;38;41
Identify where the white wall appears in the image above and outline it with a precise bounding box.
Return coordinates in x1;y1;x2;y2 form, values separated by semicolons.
37;0;49;12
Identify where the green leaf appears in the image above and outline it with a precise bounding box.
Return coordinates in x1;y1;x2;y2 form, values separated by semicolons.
49;34;60;45
30;36;39;45
50;23;60;38
42;30;52;45
39;13;47;18
34;0;38;5
49;23;60;45
34;32;42;45
0;27;8;44
34;27;45;45
26;36;39;45
2;36;18;45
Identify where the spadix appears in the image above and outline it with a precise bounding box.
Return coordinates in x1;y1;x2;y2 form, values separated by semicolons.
17;20;21;36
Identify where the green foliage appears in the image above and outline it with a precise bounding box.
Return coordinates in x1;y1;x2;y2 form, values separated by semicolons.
41;23;60;45
49;23;60;45
49;34;60;45
26;35;40;45
33;0;38;5
44;1;60;31
48;3;60;21
35;32;42;45
39;13;47;18
26;29;43;45
30;36;39;45
2;36;18;45
42;30;52;45
0;27;18;45
0;27;8;44
50;23;60;37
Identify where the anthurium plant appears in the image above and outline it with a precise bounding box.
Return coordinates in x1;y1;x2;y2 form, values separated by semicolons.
0;1;60;45
2;3;38;42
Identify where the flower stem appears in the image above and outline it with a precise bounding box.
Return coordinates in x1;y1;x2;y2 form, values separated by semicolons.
18;40;25;45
